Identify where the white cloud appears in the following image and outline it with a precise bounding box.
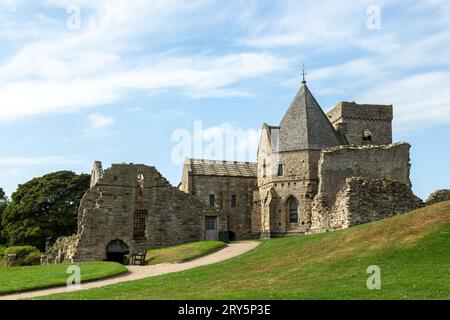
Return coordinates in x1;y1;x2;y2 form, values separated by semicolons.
87;113;114;129
0;52;287;122
0;0;288;122
1;0;449;133
358;72;450;131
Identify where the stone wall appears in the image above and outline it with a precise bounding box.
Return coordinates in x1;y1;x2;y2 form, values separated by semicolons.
426;189;450;205
49;162;225;262
41;235;79;264
256;150;321;237
310;177;423;232
316;142;411;207
326;102;393;145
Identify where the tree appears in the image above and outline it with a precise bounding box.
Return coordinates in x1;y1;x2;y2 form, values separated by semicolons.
1;171;90;251
0;187;8;244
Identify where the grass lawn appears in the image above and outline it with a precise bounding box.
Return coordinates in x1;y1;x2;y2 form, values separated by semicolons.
41;201;450;300
0;261;127;295
146;241;227;265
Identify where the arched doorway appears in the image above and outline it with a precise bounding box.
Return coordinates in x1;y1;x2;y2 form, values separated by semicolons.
106;239;129;264
228;231;236;241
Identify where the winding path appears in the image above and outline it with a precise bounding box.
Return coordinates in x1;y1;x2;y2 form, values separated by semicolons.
1;241;259;300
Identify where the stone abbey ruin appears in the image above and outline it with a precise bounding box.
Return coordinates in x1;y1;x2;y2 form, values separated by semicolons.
44;79;425;263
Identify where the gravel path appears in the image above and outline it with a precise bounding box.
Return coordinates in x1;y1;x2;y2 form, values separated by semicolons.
0;241;259;300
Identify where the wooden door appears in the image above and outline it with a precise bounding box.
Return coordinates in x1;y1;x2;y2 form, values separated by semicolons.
204;216;218;241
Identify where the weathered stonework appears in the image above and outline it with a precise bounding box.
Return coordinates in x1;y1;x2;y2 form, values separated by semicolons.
251;82;422;238
316;142;412;208
46;163;225;262
45;78;429;263
41;235;79;264
310;177;423;233
180;159;257;240
326;101;393;145
426;189;450;205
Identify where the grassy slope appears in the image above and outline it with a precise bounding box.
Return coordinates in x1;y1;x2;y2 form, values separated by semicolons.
0;261;127;295
43;201;450;300
146;241;226;265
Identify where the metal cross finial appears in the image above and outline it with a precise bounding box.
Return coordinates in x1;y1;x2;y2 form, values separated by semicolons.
301;64;307;84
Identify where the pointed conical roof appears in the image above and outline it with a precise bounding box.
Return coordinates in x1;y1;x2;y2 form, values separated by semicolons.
279;83;343;151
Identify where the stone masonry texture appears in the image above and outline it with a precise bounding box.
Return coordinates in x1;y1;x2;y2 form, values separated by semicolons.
44;80;435;263
45;163;225;262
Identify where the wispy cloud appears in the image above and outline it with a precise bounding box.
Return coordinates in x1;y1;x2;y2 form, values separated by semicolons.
0;0;449;132
87;113;114;129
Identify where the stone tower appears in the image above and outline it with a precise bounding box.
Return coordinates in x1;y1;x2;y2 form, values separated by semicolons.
255;81;345;237
326;101;393;145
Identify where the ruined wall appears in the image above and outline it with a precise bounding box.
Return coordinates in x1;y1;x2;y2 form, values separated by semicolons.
310;177;423;232
426;189;450;205
41;235;80;264
69;163;224;262
90;161;103;188
317;143;411;208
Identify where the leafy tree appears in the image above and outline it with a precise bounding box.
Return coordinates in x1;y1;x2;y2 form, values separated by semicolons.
0;188;8;244
1;171;90;251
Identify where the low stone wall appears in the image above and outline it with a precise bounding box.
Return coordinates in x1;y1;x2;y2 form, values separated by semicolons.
426;189;450;205
310;177;423;233
41;235;79;264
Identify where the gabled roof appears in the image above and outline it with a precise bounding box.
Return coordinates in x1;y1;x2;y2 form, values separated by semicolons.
279;83;344;151
185;158;257;177
257;123;281;155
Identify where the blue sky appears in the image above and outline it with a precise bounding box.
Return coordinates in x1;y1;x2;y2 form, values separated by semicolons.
0;0;449;199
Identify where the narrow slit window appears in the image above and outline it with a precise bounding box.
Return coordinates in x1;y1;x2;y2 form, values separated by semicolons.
231;195;237;208
263;159;267;177
209;194;215;207
277;164;283;176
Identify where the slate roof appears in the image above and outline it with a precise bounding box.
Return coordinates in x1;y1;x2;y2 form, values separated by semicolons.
279;83;344;151
186;159;257;177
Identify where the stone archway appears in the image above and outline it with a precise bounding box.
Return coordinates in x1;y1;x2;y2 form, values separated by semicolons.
106;239;129;264
228;230;236;241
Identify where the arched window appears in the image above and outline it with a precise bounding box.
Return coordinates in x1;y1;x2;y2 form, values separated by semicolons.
209;194;215;207
363;129;372;142
136;173;144;201
288;197;298;223
277;163;283;176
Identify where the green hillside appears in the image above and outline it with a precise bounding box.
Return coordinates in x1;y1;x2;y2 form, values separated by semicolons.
42;201;450;300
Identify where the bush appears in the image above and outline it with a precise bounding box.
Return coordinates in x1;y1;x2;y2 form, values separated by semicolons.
2;245;42;266
4;246;39;259
22;251;43;266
